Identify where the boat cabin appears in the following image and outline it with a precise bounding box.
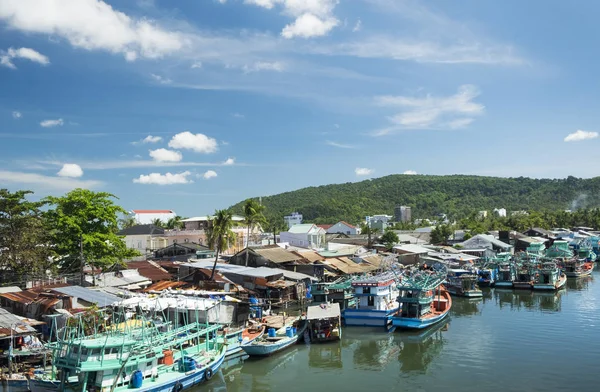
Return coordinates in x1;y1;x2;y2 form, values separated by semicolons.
306;303;341;343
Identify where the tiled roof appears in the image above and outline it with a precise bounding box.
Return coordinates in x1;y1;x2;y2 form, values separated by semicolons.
132;210;174;214
317;224;333;230
253;247;302;264
126;260;172;281
339;221;356;229
293;251;323;263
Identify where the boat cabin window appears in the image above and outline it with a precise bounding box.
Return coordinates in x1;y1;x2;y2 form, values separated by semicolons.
368;296;375;307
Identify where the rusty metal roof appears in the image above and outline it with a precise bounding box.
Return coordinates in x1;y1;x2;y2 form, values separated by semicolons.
144;281;188;292
126;260;172;281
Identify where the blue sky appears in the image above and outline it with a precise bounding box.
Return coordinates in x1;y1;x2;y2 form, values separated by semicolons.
1;0;599;216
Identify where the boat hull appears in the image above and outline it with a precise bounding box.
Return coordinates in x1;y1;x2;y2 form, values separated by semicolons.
1;378;30;392
30;348;226;392
494;281;514;288
392;310;449;330
445;287;482;298
533;274;567;291
222;327;265;357
513;282;533;290
241;322;307;357
343;307;399;327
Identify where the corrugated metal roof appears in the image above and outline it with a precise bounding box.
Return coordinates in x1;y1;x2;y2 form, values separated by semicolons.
144;281;188;292
0;286;21;294
52;286;121;306
306;302;340;320
126;260;172;281
0;308;37;338
0;291;38;304
254;247;302;264
293;251;323;263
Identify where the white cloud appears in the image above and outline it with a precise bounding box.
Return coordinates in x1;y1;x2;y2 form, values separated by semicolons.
142;135;162;143
223;157;235;165
133;171;193;185
37;159;241;170
12;111;21;119
40;118;64;127
564;130;599;142
168;131;218;153
243;61;285;73
403;170;417;175
149;148;183;162
202;170;218;179
355;167;373;176
231;113;245;118
57;163;84;178
0;170;101;190
282;13;339;39
191;61;202;69
0;47;50;69
0;0;185;61
150;73;172;84
326;140;355;149
352;19;362;32
374;85;484;134
245;0;340;39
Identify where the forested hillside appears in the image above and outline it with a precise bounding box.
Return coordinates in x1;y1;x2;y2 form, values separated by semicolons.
229;175;600;225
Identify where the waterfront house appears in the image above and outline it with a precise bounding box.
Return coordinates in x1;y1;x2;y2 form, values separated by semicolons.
458;234;513;254
152;242;215;262
393;244;432;265
327;221;361;235
280;224;326;249
523;227;557;240
228;246;305;268
118;224;169;253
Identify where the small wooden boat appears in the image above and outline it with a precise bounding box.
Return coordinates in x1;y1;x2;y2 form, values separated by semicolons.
561;258;594;278
392;270;451;330
218;325;266;357
241;319;307;357
306;303;342;343
533;262;567;290
1;374;30;392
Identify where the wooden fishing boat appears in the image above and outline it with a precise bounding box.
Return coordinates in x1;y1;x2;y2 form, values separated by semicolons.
1;374;30;392
561;258;594;278
445;269;482;297
306;303;342;343
392;270;451;330
514;262;536;290
495;261;517;288
241;319;307;357
342;272;400;327
533;262;567;291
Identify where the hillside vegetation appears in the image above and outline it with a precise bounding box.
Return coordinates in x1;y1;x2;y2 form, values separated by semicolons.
229;175;600;225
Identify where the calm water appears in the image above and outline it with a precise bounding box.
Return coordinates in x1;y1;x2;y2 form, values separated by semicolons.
197;270;600;392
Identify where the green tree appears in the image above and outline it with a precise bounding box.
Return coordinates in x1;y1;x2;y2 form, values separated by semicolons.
151;218;165;228
166;216;183;229
242;199;266;267
119;215;136;229
206;210;235;280
431;224;453;244
360;223;380;248
44;189;140;284
267;216;286;245
0;189;53;277
380;230;399;250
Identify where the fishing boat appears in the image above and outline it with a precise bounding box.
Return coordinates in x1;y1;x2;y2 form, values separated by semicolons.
217;324;265;357
495;261;517;288
513;262;536;290
445;269;482;297
30;306;226;392
342;272;400;327
533;262;567;290
306;303;342;343
477;268;497;287
391;269;451;330
561;257;594;278
240;318;307;356
1;374;30;392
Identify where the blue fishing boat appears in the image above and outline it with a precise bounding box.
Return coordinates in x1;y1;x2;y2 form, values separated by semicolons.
445;269;482;297
495;261;517;288
218;325;265;357
1;375;30;392
391;269;451;330
241;319;307;356
533;262;567;291
342;272;400;327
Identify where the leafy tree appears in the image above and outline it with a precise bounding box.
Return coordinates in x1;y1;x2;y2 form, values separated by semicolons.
166;216;183;229
431;224;453;245
206;210;235;280
0;189;53;277
44;189;140;284
242;199;266;266
380;230;399;250
266;216;286;245
360;223;380;248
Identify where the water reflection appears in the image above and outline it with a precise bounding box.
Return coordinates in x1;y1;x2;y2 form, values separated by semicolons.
396;320;448;374
308;340;343;369
350;332;400;371
493;288;562;312
567;276;593;291
451;297;482;317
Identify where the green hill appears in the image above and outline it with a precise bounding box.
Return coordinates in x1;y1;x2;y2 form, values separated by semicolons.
229;175;600;225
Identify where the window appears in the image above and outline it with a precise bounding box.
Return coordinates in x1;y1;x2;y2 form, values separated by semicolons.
368;296;375;307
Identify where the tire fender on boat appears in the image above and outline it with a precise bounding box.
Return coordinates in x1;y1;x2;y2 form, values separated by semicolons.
205;368;213;380
172;381;183;392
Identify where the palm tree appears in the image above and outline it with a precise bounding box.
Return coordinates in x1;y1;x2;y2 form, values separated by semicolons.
207;210;235;280
242;199;266;267
151;218;165;228
119;215;136;229
166;216;183;229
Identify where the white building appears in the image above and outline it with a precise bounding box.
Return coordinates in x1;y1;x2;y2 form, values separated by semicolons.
365;215;393;225
493;208;507;217
118;224;169;253
284;212;303;229
280;224;326;249
327;221;361;235
131;209;176;225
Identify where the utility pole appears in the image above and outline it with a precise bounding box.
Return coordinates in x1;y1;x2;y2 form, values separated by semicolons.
80;234;84;286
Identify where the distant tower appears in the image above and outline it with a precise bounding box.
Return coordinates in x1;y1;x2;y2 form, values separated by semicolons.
394;205;412;223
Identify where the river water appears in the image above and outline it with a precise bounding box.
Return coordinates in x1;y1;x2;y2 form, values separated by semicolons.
198;270;600;392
